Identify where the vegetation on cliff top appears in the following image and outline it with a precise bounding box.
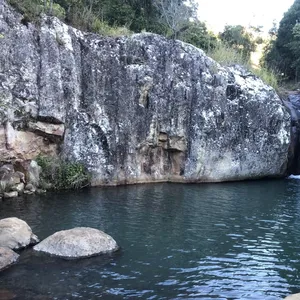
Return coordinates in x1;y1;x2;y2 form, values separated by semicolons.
8;0;287;90
263;0;300;83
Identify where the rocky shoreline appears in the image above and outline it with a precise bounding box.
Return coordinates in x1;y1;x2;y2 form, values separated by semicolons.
0;217;118;271
0;160;45;200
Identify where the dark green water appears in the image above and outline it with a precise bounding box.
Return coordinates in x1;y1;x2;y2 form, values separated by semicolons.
1;180;300;299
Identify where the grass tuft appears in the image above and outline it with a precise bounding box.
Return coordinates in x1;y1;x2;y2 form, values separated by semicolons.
36;155;91;190
208;42;279;90
208;43;246;66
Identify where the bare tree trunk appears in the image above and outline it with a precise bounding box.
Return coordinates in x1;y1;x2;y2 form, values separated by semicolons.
154;0;196;39
50;0;53;15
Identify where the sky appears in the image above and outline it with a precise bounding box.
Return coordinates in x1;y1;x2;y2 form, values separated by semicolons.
196;0;295;33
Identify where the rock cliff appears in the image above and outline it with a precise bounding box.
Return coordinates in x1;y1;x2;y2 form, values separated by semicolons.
283;92;300;174
0;0;291;185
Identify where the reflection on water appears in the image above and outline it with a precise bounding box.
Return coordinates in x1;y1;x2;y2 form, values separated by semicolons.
1;180;300;299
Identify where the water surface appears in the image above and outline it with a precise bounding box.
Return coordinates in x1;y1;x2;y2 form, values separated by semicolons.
1;180;300;299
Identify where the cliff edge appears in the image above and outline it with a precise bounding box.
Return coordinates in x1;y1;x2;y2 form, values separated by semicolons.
0;0;291;185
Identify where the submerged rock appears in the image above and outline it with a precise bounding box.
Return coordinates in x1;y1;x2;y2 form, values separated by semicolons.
0;289;17;300
0;217;39;250
0;247;19;271
34;227;118;258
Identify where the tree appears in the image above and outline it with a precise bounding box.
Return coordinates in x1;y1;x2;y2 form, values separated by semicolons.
268;21;278;38
8;0;198;39
180;21;217;51
288;23;300;79
154;0;198;38
219;25;256;60
264;0;300;80
55;0;165;34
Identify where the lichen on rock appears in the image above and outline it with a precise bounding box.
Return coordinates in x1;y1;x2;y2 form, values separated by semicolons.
34;227;118;259
0;217;39;250
0;247;19;271
0;0;292;185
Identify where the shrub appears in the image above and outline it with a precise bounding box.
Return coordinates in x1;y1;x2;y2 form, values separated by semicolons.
208;42;279;90
251;67;279;90
91;18;132;37
219;25;256;61
180;21;217;51
36;155;91;190
8;0;43;23
8;0;65;22
208;42;246;66
49;2;66;20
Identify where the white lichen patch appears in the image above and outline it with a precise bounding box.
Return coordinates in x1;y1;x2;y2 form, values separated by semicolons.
202;110;214;122
94;105;111;135
277;126;290;145
42;17;73;52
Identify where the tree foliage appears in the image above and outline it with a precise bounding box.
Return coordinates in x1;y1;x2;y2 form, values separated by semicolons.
264;0;300;80
153;0;198;38
8;0;260;63
181;21;217;51
36;155;91;190
9;0;199;38
219;25;256;60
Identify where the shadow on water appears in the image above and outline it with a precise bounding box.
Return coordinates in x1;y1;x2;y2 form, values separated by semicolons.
1;180;300;299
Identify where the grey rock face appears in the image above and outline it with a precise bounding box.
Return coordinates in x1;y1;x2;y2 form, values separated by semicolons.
0;1;291;184
284;92;300;174
0;247;19;271
34;227;119;258
0;217;39;250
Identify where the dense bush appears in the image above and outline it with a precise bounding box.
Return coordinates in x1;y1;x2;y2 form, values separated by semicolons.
36;155;91;190
263;0;300;81
251;67;279;91
208;42;279;90
208;42;245;66
7;0;197;38
219;25;256;60
180;21;217;51
7;0;279;90
8;0;65;22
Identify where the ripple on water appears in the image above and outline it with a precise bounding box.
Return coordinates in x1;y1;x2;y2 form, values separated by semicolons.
0;181;300;299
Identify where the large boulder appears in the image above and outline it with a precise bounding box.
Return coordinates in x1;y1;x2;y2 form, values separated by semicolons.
0;247;19;271
0;217;39;250
0;0;291;184
34;227;118;258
